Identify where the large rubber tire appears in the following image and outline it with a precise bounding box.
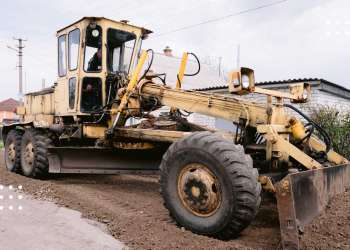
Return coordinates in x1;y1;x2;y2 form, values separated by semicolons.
20;129;52;178
160;131;261;239
4;129;23;173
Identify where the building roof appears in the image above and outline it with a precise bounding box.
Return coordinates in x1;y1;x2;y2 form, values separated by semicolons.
193;78;350;94
0;98;19;112
147;50;350;97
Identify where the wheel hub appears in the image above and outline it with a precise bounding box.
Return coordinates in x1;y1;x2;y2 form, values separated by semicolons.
177;163;221;217
7;143;16;164
23;142;34;169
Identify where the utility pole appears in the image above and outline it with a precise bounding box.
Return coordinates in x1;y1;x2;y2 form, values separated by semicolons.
7;37;27;102
42;78;46;89
24;71;27;93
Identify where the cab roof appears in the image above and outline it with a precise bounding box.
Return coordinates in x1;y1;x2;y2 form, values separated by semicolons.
56;16;153;35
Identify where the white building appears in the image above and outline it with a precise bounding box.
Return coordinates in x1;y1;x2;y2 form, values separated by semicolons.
196;79;350;131
147;47;350;130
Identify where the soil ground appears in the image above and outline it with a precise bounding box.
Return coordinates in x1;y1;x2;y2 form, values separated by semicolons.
300;190;350;250
0;151;348;250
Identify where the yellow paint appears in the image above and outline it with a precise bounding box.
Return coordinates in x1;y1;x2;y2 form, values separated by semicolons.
176;52;188;90
83;125;107;138
16;106;26;115
110;50;148;127
113;50;148;115
289;117;306;141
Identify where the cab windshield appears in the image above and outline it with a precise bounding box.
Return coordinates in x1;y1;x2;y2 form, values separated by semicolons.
84;25;102;72
107;28;136;73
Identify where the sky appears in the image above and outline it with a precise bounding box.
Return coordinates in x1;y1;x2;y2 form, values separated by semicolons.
0;0;349;100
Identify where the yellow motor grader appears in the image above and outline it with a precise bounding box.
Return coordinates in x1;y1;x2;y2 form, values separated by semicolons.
2;17;350;250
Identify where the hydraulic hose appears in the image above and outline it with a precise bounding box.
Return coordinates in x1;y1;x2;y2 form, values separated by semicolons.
138;49;154;83
184;52;201;76
283;104;331;153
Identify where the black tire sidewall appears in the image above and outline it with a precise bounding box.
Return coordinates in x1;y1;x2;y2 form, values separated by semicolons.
4;130;21;172
20;130;36;177
163;146;234;235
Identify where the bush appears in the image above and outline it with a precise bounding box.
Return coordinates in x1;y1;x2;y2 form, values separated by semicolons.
310;106;350;159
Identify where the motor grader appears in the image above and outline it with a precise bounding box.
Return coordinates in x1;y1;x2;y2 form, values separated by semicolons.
2;17;350;250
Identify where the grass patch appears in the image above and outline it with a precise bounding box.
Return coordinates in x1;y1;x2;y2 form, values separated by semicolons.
0;141;3;149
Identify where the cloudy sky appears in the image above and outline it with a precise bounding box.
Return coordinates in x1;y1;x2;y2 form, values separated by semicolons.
0;0;349;100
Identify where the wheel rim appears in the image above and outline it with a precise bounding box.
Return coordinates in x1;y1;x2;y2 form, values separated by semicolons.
6;142;16;167
177;163;222;217
22;142;34;172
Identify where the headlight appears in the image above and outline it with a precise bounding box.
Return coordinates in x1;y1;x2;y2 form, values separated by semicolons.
92;29;100;37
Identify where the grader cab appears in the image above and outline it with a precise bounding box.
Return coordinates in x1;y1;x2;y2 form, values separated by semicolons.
2;17;350;249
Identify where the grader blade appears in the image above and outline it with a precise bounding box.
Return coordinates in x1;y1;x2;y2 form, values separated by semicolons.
276;164;350;250
47;147;161;174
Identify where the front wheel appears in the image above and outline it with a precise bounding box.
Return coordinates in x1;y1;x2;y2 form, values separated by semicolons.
160;132;261;239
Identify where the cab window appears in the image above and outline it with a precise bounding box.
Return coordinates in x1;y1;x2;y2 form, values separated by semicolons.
81;77;102;112
68;29;80;71
68;78;76;109
107;29;136;73
58;35;66;76
84;25;102;72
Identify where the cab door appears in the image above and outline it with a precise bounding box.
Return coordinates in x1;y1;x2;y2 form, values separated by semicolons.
66;28;81;113
56;27;81;115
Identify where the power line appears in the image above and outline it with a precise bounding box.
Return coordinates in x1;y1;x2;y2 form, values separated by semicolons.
152;0;289;38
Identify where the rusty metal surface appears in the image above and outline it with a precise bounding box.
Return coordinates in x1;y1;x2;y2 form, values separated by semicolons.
276;164;350;250
275;176;299;250
48;147;162;174
291;164;350;227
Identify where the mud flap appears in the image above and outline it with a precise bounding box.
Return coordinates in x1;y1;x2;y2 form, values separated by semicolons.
47;147;162;174
275;164;350;250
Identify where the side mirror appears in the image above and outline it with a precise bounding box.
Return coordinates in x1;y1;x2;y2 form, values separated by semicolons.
228;67;255;94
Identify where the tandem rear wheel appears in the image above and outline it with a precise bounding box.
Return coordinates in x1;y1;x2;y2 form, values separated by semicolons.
3;128;52;179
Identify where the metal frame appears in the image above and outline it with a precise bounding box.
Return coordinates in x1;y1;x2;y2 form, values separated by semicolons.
9;17;350;250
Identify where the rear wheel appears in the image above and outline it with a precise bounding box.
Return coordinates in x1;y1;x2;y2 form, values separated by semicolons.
20;129;53;178
4;129;23;173
160;132;261;239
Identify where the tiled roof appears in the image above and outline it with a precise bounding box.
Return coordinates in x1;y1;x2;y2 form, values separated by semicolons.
0;98;19;112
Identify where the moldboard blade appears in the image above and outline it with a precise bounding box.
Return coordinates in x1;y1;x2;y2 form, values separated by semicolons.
276;164;350;250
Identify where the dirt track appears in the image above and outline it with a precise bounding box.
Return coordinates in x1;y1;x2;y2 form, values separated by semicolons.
0;152;349;250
